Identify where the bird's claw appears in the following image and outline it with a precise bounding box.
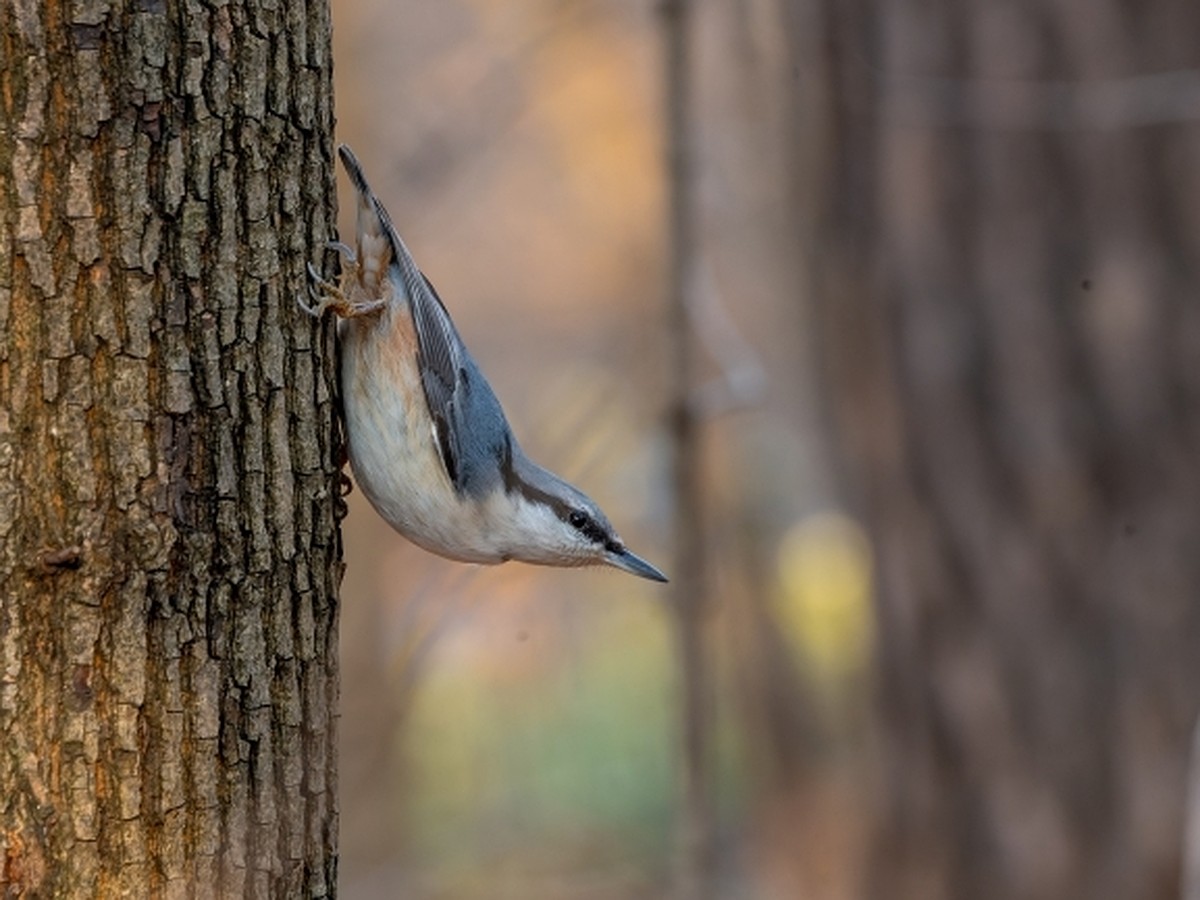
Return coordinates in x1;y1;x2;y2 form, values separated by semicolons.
297;258;388;319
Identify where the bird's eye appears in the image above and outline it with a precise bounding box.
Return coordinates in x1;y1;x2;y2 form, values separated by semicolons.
568;509;608;545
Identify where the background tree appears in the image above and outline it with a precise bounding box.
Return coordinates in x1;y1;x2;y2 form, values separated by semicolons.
0;1;342;896
794;1;1200;898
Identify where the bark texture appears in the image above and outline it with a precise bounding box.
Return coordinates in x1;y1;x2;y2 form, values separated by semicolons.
0;0;341;896
793;1;1200;899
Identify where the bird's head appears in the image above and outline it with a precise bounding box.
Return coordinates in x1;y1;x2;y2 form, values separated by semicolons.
492;456;668;582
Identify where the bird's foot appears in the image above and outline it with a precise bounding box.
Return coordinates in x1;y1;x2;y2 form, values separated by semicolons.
334;470;353;521
326;240;357;264
297;259;388;319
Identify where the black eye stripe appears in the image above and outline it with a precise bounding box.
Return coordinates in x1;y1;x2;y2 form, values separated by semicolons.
566;509;607;544
498;442;611;545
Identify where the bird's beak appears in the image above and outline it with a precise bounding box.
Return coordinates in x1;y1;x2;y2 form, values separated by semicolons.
605;546;669;583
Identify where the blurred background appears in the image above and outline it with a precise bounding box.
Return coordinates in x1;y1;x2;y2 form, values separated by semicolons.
330;2;1200;899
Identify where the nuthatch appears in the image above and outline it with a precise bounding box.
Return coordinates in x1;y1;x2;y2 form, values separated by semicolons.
300;145;667;583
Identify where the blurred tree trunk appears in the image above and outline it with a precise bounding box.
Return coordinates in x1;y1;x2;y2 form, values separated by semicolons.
794;1;1200;899
662;0;718;896
0;1;342;896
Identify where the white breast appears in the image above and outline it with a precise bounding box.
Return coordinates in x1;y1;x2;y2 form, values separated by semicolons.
339;306;509;564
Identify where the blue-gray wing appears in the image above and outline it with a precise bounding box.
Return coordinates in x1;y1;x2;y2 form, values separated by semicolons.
406;273;511;496
337;144;509;495
406;272;463;485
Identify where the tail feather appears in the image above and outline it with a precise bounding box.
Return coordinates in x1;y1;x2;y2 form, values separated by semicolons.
337;145;394;297
337;144;372;197
337;144;428;303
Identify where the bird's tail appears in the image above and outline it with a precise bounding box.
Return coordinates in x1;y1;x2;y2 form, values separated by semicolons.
338;144;398;297
337;144;426;302
337;143;374;201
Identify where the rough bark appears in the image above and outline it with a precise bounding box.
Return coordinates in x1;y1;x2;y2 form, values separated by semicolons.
795;1;1200;898
0;1;342;897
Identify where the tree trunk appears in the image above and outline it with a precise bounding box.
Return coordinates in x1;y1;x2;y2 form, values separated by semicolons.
660;0;718;897
0;1;342;897
796;1;1200;899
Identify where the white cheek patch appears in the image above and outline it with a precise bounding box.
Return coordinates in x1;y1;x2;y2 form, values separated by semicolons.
473;493;570;565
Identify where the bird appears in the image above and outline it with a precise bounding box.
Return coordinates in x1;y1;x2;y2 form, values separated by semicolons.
299;144;667;583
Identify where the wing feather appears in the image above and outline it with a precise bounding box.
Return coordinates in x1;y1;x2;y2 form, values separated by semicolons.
338;145;497;494
409;274;466;488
